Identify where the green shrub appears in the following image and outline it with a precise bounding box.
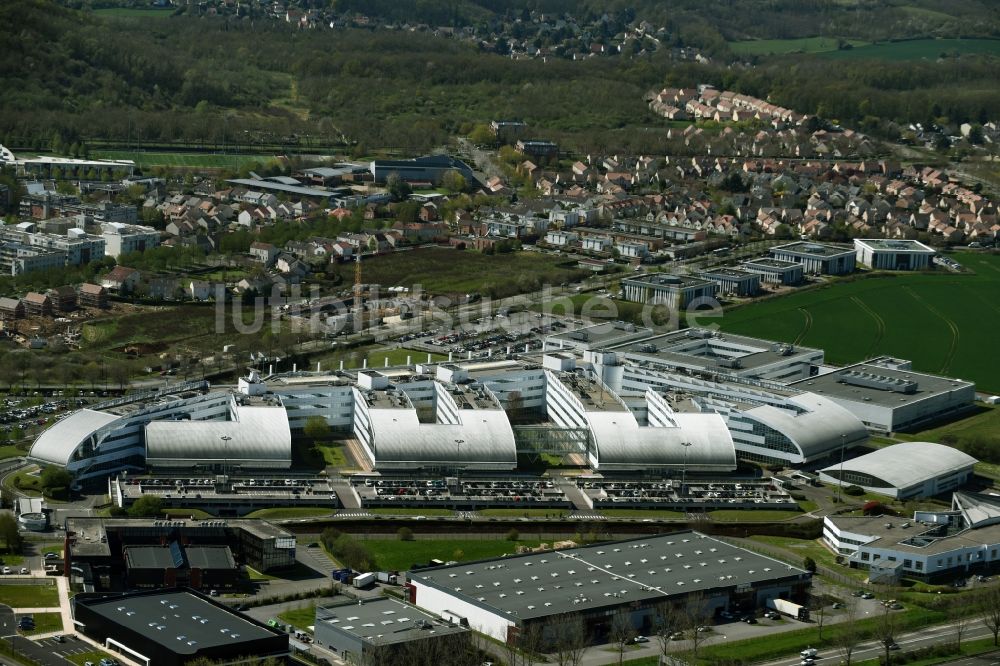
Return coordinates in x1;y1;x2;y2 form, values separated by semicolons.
844;485;865;496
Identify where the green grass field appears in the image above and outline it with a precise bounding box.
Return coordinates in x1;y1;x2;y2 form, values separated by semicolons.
20;612;63;635
90;149;275;169
94;7;174;18
708;509;805;522
365;507;455;517
244;507;335;519
278;604;316;631
363;538;537;571
64;651;121;666
730;37;869;56
477;508;570;518
355;247;587;298
820;38;1000;60
314;443;349;467
598;508;686;519
0;583;60;608
720;254;1000;391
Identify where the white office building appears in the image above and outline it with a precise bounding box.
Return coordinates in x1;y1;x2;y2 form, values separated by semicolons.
854;238;936;271
102;223;161;258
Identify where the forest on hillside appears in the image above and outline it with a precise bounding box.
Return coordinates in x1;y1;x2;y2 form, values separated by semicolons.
3;0;1000;156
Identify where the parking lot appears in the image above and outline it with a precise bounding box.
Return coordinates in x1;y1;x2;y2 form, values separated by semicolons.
5;635;119;666
579;478;797;510
355;476;571;509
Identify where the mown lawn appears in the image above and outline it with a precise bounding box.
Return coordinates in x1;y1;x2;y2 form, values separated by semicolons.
708;509;805;522
244;507;336;519
362;538;537;571
365;507;455;517
0;583;59;607
598;508;686;520
278;604;316;631
19;612;63;635
478;508;570;518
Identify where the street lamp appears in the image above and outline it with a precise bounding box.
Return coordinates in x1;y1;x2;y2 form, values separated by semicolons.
680;441;693;496
220;435;232;476
455;439;465;472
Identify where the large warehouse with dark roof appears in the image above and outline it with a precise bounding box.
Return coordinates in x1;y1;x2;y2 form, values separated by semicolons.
73;588;288;666
405;531;811;646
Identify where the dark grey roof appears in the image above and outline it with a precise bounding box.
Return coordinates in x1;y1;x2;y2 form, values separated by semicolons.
186;546;236;570
125;546;177;570
76;590;278;653
408;531;809;621
317;597;468;647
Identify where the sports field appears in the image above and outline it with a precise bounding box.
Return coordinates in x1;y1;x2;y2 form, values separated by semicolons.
820;38;1000;60
91;150;275;169
720;253;1000;391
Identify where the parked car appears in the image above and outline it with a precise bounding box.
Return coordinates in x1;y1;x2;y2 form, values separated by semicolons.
19;567;28;574
1;566;11;575
633;636;649;643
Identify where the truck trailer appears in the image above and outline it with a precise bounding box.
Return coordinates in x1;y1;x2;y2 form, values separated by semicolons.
766;597;810;621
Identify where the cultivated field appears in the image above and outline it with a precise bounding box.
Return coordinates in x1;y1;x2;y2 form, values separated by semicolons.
91;150;276;169
820;38;1000;60
720;253;1000;390
729;37;869;56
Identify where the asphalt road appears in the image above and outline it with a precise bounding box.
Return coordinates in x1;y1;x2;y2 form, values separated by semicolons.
763;619;999;666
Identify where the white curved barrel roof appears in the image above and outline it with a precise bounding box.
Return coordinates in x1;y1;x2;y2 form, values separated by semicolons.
367;408;517;468
588;411;737;470
820;441;977;490
145;406;291;466
744;392;869;461
29;409;121;466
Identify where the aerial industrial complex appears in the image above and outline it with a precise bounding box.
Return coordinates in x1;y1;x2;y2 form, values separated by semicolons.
28;326;976;493
405;532;812;643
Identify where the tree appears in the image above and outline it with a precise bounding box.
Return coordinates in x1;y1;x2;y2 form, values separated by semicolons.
835;600;861;666
803;556;817;573
955;604;970;649
609;608;636;666
303;416;332;441
877;603;897;665
386;172;411;201
441;169;467;193
981;586;1000;646
40;466;73;491
0;513;22;554
685;592;712;658
549;613;588;666
128;495;164;518
506;528;520;542
397;526;414;541
468;124;494;146
653;603;682;665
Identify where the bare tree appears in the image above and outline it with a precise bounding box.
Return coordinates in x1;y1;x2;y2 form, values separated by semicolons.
981;586;1000;646
810;593;826;642
549;613;589;666
835;599;862;666
609;608;637;666
685;591;712;658
653;603;683;666
955;606;970;649
877;603;897;666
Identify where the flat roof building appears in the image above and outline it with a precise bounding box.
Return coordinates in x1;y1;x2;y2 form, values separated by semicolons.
698;267;761;297
770;242;855;275
407;532;811;646
621;273;719;312
740;257;804;286
788;358;975;433
314;597;471;665
73;588;288;666
823;492;1000;582
370;155;477;186
544;321;654;353
818;442;976;499
854;238;936;271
